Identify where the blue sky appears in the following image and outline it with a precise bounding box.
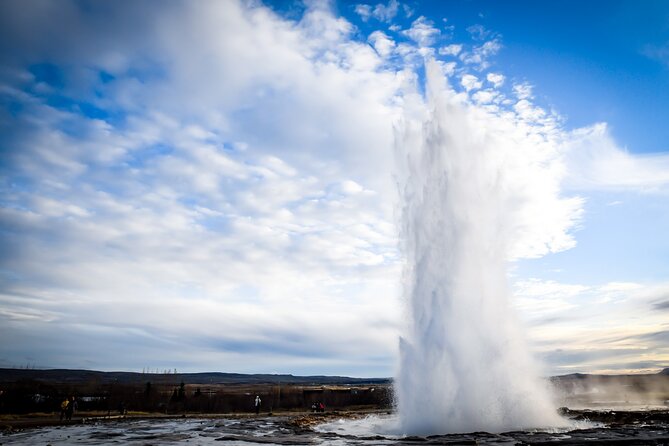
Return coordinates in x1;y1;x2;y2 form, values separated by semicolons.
1;0;668;377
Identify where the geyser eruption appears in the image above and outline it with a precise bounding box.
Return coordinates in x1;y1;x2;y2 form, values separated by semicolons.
395;61;571;435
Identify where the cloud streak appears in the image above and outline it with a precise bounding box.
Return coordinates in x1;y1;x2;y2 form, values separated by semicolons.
515;278;669;375
564;123;669;192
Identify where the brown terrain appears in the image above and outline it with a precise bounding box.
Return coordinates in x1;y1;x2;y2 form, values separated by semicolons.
0;368;392;431
2;367;669;433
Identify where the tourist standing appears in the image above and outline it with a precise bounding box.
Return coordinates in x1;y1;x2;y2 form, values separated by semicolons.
66;396;76;421
59;397;69;421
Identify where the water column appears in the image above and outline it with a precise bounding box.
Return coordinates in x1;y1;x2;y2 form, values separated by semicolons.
395;61;566;435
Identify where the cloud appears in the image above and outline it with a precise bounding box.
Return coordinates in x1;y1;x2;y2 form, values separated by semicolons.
371;0;399;22
354;4;372;21
354;0;398;23
402;16;440;48
513;279;589;316
0;0;406;375
564;123;669;192
514;278;669;374
438;43;462;57
466;24;492;41
460;74;482;91
486;72;505;87
460;38;502;70
513;82;533;99
653;299;669;310
368;30;396;58
471;89;497;104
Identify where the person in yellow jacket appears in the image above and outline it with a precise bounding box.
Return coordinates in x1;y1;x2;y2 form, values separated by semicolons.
59;398;69;421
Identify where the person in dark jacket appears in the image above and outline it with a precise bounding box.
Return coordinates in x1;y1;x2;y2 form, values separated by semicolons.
65;396;77;421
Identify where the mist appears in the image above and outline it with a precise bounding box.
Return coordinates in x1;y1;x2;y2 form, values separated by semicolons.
552;371;669;409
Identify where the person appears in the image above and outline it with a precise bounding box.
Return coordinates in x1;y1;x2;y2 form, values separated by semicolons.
60;397;69;421
254;395;261;415
66;396;76;421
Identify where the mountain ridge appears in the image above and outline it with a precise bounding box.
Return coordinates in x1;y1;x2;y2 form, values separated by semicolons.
2;367;667;385
0;367;390;385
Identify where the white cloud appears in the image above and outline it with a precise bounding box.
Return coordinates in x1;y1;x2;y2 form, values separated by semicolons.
472;89;497;104
486;72;505;87
460;38;502;69
395;42;427;66
513;278;669;375
438;43;462;56
371;0;399;22
466;24;491;41
513;279;589;316
460;73;482;91
0;0;405;375
354;0;398;23
513;82;533;99
368;30;396;57
564;123;669;192
433;60;457;76
336;179;366;195
402;16;440;48
354;4;372;21
514;99;547;122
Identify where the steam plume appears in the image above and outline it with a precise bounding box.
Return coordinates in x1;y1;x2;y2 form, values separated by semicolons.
395;61;569;434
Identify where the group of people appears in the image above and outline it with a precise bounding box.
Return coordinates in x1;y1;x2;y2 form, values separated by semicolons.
59;396;77;421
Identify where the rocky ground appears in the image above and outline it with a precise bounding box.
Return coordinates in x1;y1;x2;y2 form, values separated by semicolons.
1;408;669;445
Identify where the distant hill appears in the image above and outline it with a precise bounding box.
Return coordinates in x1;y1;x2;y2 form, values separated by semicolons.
2;367;666;387
0;368;391;386
553;368;669;380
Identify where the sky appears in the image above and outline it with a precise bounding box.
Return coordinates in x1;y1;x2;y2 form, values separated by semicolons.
1;0;668;377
